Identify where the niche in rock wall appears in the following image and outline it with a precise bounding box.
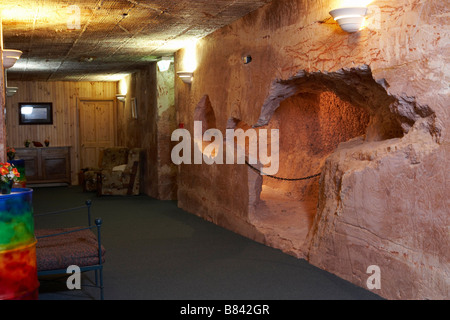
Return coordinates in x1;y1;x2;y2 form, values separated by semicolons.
248;65;410;257
194;94;216;134
262;91;370;203
250;91;372;256
193;94;220;158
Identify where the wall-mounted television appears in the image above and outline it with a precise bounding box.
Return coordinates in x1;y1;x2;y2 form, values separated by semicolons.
19;103;53;125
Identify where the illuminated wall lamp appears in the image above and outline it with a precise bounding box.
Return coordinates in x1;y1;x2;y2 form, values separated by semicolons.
329;7;367;33
116;94;126;102
157;57;173;72
4;70;19;97
177;71;193;84
6;87;19;97
3;49;23;69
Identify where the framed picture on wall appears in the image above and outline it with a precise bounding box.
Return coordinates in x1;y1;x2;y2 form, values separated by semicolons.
19;102;53;125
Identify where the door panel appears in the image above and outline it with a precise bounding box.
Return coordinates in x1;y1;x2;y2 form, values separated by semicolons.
79;100;115;169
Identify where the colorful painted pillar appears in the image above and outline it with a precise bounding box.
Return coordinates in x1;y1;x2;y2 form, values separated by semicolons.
0;188;39;300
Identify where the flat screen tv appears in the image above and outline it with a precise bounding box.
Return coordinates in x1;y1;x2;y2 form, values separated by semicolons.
19;103;53;125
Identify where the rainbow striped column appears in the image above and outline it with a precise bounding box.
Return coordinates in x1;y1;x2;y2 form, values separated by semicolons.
0;188;39;300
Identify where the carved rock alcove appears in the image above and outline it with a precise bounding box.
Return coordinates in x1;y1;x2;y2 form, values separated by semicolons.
240;65;445;299
249;91;374;257
247;65;437;261
179;65;445;299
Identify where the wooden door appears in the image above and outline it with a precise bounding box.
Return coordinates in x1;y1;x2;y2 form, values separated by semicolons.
79;100;115;169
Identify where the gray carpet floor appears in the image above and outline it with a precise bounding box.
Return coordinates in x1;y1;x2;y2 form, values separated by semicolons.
31;186;382;300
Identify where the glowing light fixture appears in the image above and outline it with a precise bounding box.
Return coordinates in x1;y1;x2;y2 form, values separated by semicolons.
6;87;19;97
4;70;19;97
177;71;193;84
329;7;367;33
116;94;126;102
157;56;173;72
177;40;197;84
3;49;22;69
182;40;197;72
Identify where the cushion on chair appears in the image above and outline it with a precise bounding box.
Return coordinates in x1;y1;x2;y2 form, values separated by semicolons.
35;228;106;272
99;169;135;195
112;164;127;171
100;147;129;170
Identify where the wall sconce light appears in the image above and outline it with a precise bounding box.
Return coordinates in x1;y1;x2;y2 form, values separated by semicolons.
177;39;197;84
116;94;126;102
4;70;19;97
177;71;193;84
2;49;23;69
329;7;367;33
6;87;18;97
157;56;173;72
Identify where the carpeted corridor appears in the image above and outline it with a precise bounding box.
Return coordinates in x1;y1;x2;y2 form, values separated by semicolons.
31;186;382;300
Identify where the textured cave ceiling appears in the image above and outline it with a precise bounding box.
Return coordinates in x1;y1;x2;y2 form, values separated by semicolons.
1;0;271;81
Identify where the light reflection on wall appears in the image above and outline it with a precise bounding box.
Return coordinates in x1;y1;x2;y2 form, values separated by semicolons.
337;0;373;7
118;76;129;95
182;40;198;72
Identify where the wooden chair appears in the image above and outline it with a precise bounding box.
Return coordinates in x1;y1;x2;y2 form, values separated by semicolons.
34;200;105;300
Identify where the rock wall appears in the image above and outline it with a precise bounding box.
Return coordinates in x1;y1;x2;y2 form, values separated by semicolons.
118;63;177;199
307;130;448;300
156;64;177;200
117;66;158;197
175;0;449;299
260;86;371;201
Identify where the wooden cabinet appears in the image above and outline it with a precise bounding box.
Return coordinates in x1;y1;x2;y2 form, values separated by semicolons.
15;147;71;185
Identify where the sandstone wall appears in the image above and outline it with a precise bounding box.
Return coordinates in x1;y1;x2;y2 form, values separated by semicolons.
117;66;158;197
156;64;177;200
262;91;370;201
175;0;449;299
119;63;177;199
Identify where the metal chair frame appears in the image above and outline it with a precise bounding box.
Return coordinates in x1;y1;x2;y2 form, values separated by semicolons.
35;200;104;300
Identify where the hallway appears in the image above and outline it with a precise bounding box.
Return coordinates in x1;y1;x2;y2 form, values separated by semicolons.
32;186;382;300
